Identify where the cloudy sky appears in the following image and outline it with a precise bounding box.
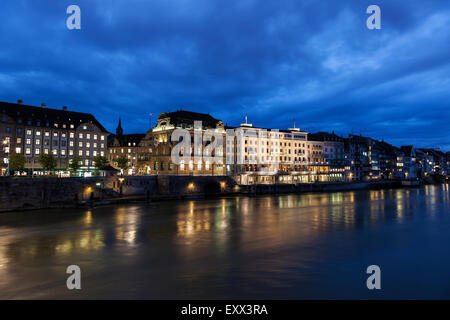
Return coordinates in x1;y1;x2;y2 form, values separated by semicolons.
1;0;449;149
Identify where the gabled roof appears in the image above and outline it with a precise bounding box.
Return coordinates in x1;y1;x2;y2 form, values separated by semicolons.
108;133;146;147
0;101;108;133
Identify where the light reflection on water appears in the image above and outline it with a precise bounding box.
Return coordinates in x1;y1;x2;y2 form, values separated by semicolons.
0;185;449;299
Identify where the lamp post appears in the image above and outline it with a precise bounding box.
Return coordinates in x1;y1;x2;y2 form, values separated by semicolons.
3;139;10;176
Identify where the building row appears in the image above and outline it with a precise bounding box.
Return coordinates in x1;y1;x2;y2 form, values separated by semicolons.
1;100;449;184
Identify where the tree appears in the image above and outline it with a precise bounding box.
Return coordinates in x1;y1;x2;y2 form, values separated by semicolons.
38;153;57;171
69;156;82;172
116;155;129;171
93;155;109;170
9;153;26;172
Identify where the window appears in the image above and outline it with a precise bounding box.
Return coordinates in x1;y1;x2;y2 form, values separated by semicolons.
44;149;49;154
61;149;66;156
35;148;40;155
45;131;50;137
78;150;83;156
26;139;31;145
100;151;104;157
16;138;22;144
25;148;31;155
36;131;41;136
85;159;89;166
69;150;73;156
70;132;74;138
26;129;32;135
79;142;83;147
69;141;74;147
15;147;21;153
79;133;83;139
86;134;90;139
52;149;57;155
101;135;105;141
94;134;97;140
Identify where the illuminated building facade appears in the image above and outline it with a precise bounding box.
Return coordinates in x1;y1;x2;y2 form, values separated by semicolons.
0;100;108;175
107;119;148;175
141;110;226;176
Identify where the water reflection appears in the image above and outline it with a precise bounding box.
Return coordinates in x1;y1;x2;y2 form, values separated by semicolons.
0;185;449;299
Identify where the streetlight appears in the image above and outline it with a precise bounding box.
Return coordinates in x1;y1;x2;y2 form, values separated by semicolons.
3;139;10;176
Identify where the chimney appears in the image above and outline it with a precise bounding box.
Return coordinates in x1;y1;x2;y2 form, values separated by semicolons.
17;99;23;104
41;103;46;107
62;106;67;111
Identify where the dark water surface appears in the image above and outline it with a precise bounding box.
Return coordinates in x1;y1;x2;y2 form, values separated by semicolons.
1;185;450;299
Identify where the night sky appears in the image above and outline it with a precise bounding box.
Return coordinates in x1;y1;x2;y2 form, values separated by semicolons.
1;1;449;149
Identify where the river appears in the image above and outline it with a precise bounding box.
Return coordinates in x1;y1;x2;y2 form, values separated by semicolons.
0;185;449;299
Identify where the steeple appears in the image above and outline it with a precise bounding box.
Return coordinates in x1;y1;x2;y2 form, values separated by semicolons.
116;117;123;136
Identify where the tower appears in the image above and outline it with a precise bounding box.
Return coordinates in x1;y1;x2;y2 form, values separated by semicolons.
116;118;123;136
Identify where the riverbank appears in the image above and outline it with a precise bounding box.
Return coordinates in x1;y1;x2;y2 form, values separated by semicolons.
78;180;421;210
0;175;442;213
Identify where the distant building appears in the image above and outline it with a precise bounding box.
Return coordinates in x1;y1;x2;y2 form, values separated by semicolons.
143;110;226;176
0;100;108;175
307;131;347;182
416;148;446;176
107;118;147;175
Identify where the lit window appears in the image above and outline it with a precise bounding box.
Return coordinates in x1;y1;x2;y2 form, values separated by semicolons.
36;139;40;145
25;148;31;155
35;148;40;155
94;134;97;140
79;150;83;156
15;147;21;153
87;134;90;139
36;131;41;136
101;135;105;141
45;131;50;137
26;130;32;135
70;132;74;138
79;133;83;139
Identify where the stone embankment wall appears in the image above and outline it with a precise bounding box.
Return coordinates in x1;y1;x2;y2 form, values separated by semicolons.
0;175;238;212
0;177;105;212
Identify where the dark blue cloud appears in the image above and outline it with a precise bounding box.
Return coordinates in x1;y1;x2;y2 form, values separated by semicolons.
1;0;450;149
